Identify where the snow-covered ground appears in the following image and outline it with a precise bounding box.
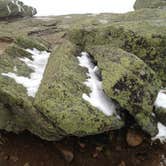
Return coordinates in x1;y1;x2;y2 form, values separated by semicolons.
2;48;50;97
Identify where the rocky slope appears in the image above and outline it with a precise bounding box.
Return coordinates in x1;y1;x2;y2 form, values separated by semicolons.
0;0;165;141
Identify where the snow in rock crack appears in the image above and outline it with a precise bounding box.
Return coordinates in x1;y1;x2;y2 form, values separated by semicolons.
152;122;166;144
155;90;166;108
77;52;117;116
1;48;50;97
153;90;166;143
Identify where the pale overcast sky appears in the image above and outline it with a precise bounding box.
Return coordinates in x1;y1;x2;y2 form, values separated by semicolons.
22;0;136;16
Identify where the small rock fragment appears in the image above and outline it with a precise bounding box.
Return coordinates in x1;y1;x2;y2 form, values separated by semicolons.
61;149;74;162
4;155;9;160
10;156;19;162
126;129;143;147
118;161;126;166
55;144;74;163
96;146;103;152
24;162;30;166
79;142;86;149
92;152;99;158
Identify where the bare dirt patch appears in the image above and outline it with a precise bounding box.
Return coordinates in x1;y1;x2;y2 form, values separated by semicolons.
0;130;165;166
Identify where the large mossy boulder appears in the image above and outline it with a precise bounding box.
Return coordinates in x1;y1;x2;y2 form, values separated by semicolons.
69;27;166;87
84;45;161;136
134;0;166;10
0;37;61;141
0;0;37;18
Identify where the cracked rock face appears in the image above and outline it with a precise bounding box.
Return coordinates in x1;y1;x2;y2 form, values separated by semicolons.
0;0;37;18
0;4;165;141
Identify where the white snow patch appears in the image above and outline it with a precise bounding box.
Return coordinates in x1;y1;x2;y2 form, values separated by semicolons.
77;52;117;116
1;48;50;97
152;122;166;144
15;0;22;12
6;5;11;15
12;0;20;12
155;90;166;108
99;19;108;24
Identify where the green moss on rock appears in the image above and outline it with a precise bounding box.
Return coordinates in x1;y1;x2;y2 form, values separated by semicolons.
0;7;165;140
0;36;64;141
69;26;166;86
84;45;161;136
34;40;124;137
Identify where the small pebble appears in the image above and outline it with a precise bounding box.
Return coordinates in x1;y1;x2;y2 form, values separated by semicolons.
126;129;143;147
10;156;19;162
55;144;74;163
24;162;30;166
79;142;86;149
118;161;126;166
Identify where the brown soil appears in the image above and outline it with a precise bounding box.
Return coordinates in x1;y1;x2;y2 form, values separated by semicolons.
0;130;165;166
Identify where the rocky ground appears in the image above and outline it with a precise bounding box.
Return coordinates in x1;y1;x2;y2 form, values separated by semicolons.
0;130;165;166
0;0;165;165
